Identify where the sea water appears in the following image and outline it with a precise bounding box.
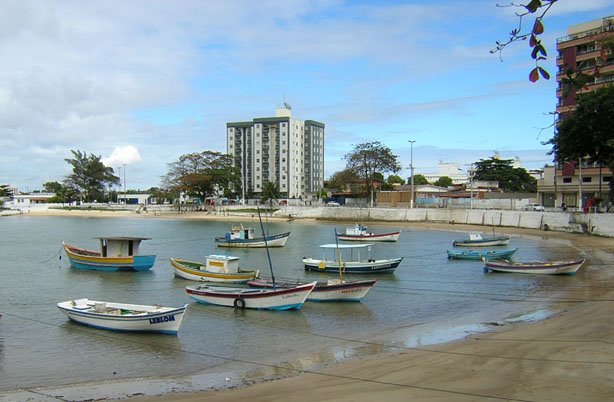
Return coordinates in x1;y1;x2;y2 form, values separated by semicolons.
0;214;586;397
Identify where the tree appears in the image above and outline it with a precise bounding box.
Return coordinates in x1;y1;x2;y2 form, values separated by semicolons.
411;174;429;185
65;150;119;202
546;85;614;200
0;184;12;197
387;175;405;186
344;142;401;198
492;0;557;82
261;181;281;207
434;176;453;188
326;168;359;191
473;157;536;192
162;151;241;200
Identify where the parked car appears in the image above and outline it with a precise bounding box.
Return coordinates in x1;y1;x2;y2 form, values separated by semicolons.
326;201;341;207
524;203;545;211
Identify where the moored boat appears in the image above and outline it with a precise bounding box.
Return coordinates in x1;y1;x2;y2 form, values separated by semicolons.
63;237;156;271
247;278;377;302
483;258;585;275
170;255;260;283
303;243;403;274
452;233;511;247
336;224;400;242
214;224;290;248
186;281;316;310
447;248;518;260
57;298;188;334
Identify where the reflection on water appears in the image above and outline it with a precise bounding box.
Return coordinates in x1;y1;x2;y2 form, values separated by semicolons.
0;215;591;396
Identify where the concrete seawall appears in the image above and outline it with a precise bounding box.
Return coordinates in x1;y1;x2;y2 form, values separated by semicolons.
280;206;614;238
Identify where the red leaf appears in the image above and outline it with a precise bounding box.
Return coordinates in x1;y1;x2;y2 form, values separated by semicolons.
533;19;544;35
538;67;550;80
529;67;540;82
529;34;537;47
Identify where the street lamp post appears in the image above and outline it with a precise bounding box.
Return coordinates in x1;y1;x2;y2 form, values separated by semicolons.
578;158;583;211
408;140;415;208
122;163;127;204
116;166;122;204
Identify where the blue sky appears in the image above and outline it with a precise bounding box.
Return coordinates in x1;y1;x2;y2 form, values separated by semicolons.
1;0;612;191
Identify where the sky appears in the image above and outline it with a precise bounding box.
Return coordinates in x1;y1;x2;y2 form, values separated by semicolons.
1;0;612;191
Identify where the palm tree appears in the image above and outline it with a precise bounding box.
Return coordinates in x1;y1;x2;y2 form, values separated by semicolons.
261;181;281;208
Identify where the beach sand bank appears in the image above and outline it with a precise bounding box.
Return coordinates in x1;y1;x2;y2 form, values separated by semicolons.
13;208;614;401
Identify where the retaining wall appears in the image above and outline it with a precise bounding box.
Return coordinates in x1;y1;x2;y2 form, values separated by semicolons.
280;206;614;238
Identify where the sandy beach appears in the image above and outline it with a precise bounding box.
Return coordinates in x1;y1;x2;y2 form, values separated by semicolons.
18;208;614;401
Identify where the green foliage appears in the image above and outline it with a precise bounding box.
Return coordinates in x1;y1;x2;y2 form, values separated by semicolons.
387;175;405;186
411;174;429;185
162;151;241;199
0;184;12;197
43;181;79;203
261;181;281;206
64;150;119;202
326;168;360;191
344;141;401;195
434;176;453;187
473;157;537;192
547;85;614;199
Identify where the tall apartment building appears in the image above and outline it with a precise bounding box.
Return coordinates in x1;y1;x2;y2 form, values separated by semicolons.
226;107;325;200
537;16;613;209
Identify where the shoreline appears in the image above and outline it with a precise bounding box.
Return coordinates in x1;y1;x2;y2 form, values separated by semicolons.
4;209;613;401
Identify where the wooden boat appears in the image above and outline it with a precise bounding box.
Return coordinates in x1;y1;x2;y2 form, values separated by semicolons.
57;298;188;334
170;255;260;283
303;243;403;274
452;233;511;247
186;281;316;310
214;224;290;248
336;224;400;242
247;278;377;302
63;237;156;271
484;259;585;275
188;208;314;310
447;248;518;260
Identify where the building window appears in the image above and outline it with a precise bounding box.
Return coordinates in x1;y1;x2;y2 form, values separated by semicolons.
563;177;572;183
604;176;612;183
582;177;591;183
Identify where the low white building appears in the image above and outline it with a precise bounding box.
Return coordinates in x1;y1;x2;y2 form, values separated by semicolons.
117;194;152;205
2;193;56;209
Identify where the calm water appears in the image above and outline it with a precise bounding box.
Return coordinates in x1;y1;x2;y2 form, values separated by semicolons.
0;215;585;395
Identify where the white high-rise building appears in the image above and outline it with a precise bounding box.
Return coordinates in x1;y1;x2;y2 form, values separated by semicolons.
227;107;325;199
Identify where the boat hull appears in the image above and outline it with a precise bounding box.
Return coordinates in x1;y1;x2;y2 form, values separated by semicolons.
57;299;188;334
484;259;585;275
248;279;377;302
63;244;156;271
452;236;511;247
303;257;403;274
170;258;259;283
186;282;315;310
447;248;518;260
214;232;290;248
337;232;400;242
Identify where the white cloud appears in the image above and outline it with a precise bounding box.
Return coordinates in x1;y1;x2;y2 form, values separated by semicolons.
102;145;142;167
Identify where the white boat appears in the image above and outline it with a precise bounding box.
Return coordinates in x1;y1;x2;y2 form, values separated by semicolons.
452;233;511;247
57;299;188;335
484;259;585;275
247;278;377;302
214;224;290;248
303;243;403;274
186;281;316;310
170;255;260;283
336;224;400;242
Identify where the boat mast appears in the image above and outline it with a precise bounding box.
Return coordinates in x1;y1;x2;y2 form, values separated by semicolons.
334;228;345;280
257;207;276;288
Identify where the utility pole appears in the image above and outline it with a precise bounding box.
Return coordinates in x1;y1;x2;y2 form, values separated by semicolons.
408;140;415;208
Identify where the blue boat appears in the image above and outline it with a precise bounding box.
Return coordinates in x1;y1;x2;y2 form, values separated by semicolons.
63;237;156;271
447;248;518;260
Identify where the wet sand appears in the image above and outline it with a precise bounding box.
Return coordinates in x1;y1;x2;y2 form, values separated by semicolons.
21;209;614;401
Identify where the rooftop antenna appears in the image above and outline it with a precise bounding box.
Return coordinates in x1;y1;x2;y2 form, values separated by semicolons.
282;94;292;110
